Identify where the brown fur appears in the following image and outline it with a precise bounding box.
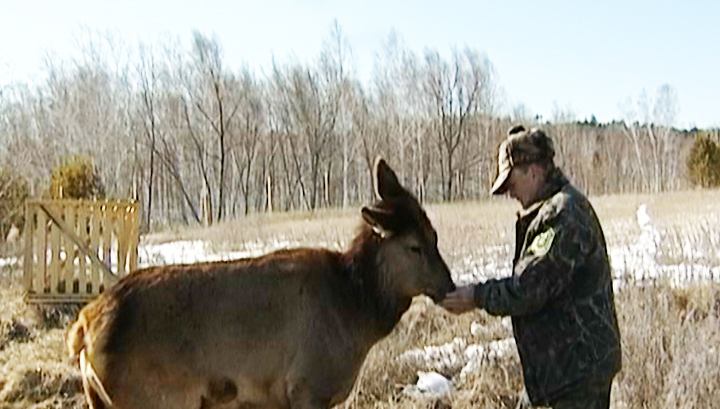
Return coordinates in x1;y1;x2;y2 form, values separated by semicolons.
67;158;456;409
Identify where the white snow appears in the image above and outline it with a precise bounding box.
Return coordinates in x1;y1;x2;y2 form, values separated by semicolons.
397;336;517;386
453;202;720;289
412;371;454;397
0;257;19;268
608;203;720;286
136;238;301;268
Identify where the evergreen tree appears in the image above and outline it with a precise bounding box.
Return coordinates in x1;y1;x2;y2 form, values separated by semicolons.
687;134;720;188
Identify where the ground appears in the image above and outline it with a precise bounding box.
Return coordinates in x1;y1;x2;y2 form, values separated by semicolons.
1;189;719;408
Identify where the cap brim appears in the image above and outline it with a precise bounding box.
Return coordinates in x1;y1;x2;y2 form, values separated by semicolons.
490;167;511;195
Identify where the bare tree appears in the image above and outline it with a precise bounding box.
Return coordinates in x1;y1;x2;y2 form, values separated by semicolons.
271;59;340;210
421;48;490;200
136;43;162;227
321;21;354;208
185;32;241;222
231;71;265;215
653;85;681;190
371;31;425;199
621;85;682;192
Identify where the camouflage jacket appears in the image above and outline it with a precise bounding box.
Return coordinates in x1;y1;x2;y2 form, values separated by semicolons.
474;171;622;406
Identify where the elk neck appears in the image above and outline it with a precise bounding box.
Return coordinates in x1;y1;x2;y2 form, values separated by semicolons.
341;225;412;337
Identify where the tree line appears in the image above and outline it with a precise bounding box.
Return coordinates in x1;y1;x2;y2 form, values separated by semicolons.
0;27;712;230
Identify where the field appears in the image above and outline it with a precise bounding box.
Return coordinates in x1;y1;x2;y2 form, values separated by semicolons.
1;189;719;408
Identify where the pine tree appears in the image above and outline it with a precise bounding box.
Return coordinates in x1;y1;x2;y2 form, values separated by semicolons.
687;134;720;188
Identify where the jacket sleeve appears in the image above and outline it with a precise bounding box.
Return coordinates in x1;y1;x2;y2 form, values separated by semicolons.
474;210;595;316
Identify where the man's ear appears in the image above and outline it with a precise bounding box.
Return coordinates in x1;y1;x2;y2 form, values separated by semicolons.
374;157;405;201
529;163;545;181
361;206;393;236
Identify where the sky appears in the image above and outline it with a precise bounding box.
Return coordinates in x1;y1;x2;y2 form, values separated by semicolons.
0;0;718;129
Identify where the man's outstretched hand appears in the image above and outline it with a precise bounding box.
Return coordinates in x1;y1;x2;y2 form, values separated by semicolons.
440;285;477;314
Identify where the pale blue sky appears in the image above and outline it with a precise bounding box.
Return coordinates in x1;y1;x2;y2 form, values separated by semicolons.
1;0;717;128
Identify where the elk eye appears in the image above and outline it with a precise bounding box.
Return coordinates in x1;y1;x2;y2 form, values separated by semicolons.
410;245;422;255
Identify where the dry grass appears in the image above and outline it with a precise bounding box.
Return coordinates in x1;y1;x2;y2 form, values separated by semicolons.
341;300;523;409
1;188;720;408
614;283;720;408
0;287;83;409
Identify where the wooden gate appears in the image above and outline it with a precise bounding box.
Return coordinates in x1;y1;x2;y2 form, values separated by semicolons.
23;199;139;303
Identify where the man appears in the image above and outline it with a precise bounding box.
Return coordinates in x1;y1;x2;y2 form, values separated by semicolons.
441;126;622;409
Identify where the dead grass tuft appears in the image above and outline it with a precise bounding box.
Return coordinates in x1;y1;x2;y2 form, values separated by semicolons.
614;282;720;408
1;366;81;403
0;337;83;408
0;285;83;408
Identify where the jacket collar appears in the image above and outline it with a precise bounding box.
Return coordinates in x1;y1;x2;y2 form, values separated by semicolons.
518;168;569;220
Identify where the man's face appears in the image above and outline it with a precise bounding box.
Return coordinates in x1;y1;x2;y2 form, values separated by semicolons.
506;164;542;208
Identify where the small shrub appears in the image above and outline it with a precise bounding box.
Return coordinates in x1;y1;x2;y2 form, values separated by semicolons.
0;168;29;241
50;156;105;200
687;134;720;188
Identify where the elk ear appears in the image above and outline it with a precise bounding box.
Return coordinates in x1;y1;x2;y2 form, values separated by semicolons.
361;206;393;236
374;157;405;201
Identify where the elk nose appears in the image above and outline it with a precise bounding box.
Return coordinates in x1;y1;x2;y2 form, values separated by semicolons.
448;282;456;292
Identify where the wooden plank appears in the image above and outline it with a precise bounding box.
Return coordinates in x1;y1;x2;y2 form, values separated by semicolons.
77;208;88;294
38;203;115;284
55;203;65;292
128;203;139;272
63;204;76;294
90;205;101;295
49;216;60;294
101;205;114;283
23;204;35;292
117;206;128;277
34;209;47;294
25;292;97;304
26;198;134;207
55;204;65;292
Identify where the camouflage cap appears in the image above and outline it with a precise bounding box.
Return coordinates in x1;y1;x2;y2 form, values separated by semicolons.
490;126;555;195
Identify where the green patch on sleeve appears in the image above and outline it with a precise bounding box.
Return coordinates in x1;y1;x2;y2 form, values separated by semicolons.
527;227;556;256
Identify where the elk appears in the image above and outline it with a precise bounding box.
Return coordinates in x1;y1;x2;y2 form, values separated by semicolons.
67;157;456;409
